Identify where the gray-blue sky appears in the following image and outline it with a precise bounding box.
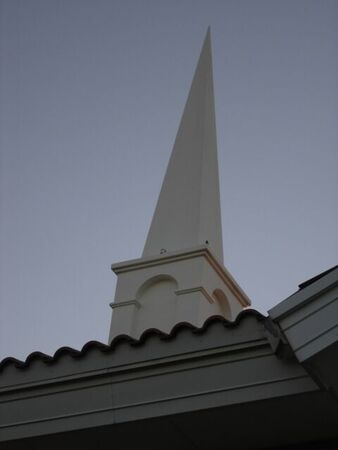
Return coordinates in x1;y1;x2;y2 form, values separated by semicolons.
1;0;337;360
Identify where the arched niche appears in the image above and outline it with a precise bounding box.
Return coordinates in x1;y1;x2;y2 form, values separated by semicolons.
136;275;178;300
213;288;232;320
134;275;179;333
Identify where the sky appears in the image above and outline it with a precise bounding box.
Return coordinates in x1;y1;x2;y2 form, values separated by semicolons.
0;0;337;361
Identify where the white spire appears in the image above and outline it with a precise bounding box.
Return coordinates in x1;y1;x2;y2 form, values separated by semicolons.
142;28;224;263
108;30;250;343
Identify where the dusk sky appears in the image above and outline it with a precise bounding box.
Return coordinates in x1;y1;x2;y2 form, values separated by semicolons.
1;0;337;361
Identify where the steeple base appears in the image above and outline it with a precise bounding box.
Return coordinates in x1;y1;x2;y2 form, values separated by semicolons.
109;246;251;342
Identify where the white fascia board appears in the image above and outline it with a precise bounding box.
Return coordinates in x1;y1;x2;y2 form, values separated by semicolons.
0;315;318;442
268;268;338;390
269;268;338;321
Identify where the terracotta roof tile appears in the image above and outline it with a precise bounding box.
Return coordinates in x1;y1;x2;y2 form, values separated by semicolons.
0;309;265;372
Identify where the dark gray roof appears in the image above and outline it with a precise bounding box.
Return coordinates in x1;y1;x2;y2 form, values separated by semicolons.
0;309;266;372
298;265;338;290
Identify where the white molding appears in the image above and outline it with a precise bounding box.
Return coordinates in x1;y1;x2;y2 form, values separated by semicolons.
109;299;141;309
175;286;215;304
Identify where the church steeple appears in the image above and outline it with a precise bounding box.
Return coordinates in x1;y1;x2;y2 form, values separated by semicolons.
109;30;250;343
143;29;223;263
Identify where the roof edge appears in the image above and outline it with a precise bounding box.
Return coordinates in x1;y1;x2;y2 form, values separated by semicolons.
0;309;265;372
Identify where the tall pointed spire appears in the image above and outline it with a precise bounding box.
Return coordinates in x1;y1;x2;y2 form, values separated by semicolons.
108;30;250;343
143;28;224;263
